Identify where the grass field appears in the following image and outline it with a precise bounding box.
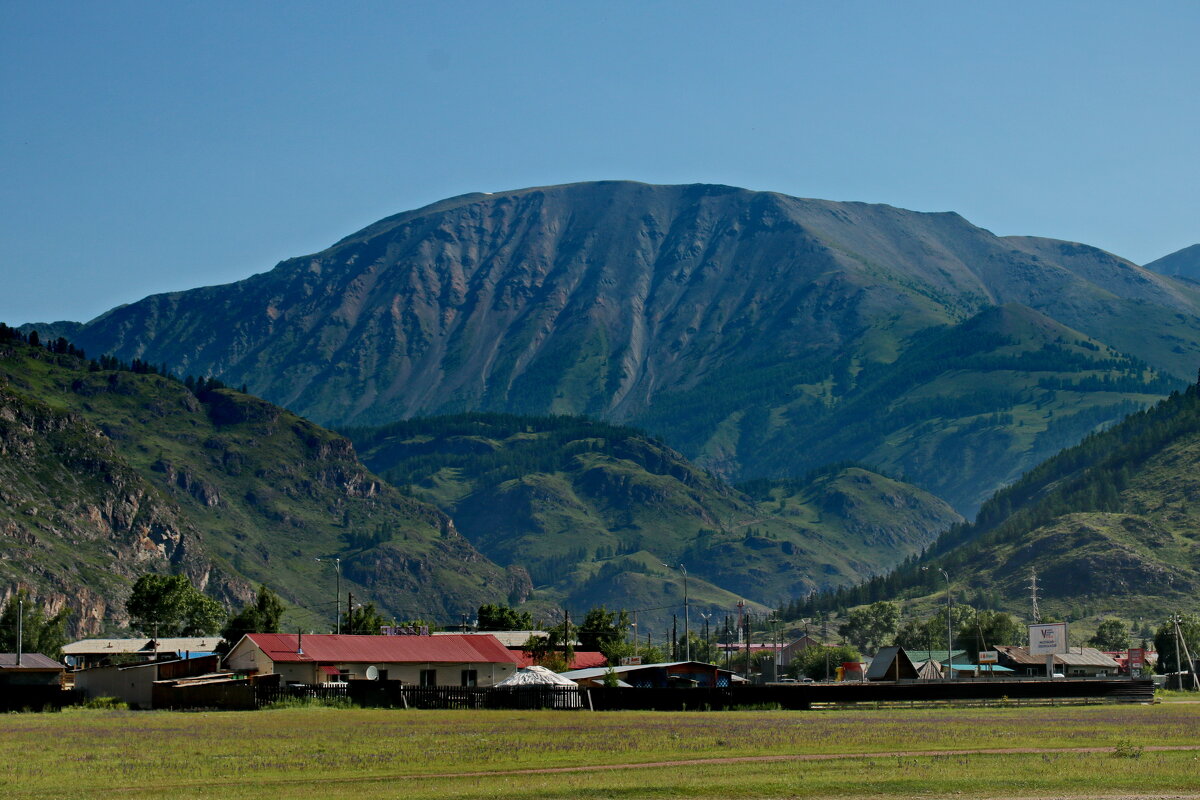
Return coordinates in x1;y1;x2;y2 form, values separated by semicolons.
2;704;1199;799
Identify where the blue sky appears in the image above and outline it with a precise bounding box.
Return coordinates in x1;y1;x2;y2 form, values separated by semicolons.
2;1;1197;324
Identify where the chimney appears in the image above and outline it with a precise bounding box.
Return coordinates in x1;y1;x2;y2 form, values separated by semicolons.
297;630;303;655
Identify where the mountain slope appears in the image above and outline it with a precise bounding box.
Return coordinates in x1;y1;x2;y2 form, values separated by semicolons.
66;181;1200;511
347;414;962;613
793;378;1200;622
0;330;519;634
1145;244;1200;282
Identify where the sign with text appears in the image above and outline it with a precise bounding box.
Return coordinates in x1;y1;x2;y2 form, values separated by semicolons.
1128;648;1145;669
978;650;998;664
1028;622;1069;655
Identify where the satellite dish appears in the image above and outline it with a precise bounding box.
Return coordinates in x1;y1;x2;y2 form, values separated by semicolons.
365;665;379;681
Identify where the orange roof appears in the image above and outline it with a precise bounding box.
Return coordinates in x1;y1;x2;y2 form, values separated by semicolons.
244;633;515;664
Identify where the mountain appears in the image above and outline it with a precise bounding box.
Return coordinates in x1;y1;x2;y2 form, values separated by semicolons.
794;377;1200;623
64;181;1200;513
0;329;520;635
1145;244;1200;283
347;413;962;613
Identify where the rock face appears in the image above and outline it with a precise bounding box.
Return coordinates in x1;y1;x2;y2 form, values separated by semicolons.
69;182;1200;512
0;337;512;635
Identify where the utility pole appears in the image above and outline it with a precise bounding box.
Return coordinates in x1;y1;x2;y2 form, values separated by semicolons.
822;614;830;681
672;614;678;661
1032;568;1041;623
16;597;22;667
663;562;690;661
347;592;354;634
316;557;342;634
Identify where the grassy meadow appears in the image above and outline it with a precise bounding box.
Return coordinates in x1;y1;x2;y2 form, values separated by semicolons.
2;704;1199;799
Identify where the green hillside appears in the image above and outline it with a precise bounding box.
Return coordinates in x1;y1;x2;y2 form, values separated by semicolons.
347;414;962;619
0;329;519;635
790;375;1200;625
68;182;1200;517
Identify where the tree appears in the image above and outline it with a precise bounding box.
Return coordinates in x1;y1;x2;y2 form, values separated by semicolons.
956;609;1023;660
523;615;576;669
1088;618;1131;651
578;606;632;660
342;603;390;635
126;574;224;636
477;603;533;631
0;590;69;658
837;601;899;653
221;585;286;644
789;644;861;681
896;604;975;651
1153;614;1200;678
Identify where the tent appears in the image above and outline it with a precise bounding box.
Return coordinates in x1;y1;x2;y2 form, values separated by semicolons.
495;665;578;687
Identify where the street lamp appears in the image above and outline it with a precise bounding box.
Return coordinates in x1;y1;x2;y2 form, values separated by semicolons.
939;567;953;680
662;562;689;661
921;566;954;678
315;557;341;635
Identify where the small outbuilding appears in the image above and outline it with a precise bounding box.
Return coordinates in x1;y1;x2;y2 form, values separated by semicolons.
866;647;920;681
0;653;66;687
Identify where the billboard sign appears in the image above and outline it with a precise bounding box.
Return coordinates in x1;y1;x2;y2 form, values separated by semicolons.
1029;622;1069;655
1128;648;1145;669
978;650;998;664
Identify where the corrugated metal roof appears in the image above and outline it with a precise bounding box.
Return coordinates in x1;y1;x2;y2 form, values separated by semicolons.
903;650;968;664
245;633;516;664
0;653;64;670
61;637;222;655
560;661;724;681
433;631;546;648
1057;648;1121;668
514;651;608;669
996;645;1119;668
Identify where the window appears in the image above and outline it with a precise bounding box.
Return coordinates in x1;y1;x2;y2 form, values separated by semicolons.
420;669;437;686
461;669;478;687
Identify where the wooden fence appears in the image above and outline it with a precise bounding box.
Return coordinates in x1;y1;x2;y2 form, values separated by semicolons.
148;676;1157;712
0;686;83;712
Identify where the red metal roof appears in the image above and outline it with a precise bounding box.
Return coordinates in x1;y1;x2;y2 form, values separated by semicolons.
244;633;515;664
514;651;608;669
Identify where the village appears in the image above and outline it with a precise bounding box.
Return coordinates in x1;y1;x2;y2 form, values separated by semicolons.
1;614;1170;712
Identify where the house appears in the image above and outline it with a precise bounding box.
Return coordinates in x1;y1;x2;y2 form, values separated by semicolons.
225;633;518;686
61;637;222;670
560;660;741;688
995;645;1120;677
74;654;222;709
0;653;66;687
866;647;920;681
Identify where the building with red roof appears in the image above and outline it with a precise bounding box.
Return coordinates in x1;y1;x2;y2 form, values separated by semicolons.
513;651;608;670
226;633;518;686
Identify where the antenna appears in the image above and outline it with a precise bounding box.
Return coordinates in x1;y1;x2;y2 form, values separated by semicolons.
1028;568;1041;624
365;665;379;681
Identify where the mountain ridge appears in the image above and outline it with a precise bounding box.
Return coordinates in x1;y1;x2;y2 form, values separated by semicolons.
62;181;1200;512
